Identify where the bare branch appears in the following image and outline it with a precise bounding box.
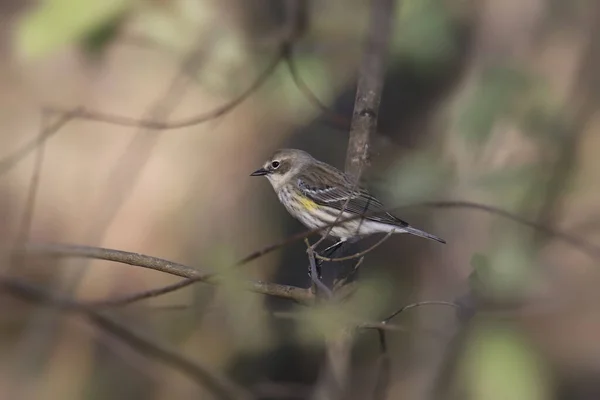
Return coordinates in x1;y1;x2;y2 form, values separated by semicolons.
23;243;314;304
0;277;254;400
344;0;395;179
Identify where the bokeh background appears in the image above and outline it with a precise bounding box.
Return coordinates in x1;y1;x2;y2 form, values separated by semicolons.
1;0;600;399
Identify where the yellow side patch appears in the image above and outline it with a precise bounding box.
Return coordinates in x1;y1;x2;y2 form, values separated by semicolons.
299;197;318;210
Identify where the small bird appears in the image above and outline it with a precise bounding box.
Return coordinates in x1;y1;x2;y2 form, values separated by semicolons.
251;149;445;251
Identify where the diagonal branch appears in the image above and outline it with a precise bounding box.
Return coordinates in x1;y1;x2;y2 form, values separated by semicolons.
0;277;253;400
23;243;314;304
0;109;78;177
43;45;285;131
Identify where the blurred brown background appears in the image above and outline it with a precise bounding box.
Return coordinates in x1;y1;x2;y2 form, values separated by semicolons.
1;0;600;399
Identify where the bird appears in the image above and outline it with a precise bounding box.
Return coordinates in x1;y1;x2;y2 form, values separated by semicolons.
250;148;445;253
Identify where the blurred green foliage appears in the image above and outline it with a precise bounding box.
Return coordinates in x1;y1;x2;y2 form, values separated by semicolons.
295;276;391;344
458;66;538;143
17;0;131;58
471;164;545;211
484;240;536;299
208;247;273;352
461;324;550;400
383;150;450;205
393;0;458;65
274;54;335;119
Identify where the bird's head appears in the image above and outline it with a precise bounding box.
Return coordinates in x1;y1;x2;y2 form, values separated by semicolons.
250;148;314;190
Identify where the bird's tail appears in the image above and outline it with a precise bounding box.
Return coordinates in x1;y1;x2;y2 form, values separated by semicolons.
403;225;446;244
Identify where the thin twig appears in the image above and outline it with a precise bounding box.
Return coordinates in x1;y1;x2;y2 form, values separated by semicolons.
13;112;48;249
0;108;78;177
383;301;460;324
87;279;197;307
283;47;350;128
240;199;600;269
370;300;460;400
311;164;364;252
314;231;394;262
416;201;600;259
43;45;285;131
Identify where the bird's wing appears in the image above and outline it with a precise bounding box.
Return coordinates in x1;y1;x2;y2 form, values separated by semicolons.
297;178;409;227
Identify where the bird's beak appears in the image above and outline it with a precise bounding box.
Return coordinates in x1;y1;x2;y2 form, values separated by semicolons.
250;167;269;176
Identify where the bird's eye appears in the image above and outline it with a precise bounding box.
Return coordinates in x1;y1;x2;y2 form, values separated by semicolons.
271;161;280;169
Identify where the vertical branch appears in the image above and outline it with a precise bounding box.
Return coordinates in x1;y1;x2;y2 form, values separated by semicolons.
345;0;395;179
314;0;396;399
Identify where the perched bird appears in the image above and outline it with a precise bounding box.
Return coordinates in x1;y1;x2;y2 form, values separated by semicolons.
251;149;445;250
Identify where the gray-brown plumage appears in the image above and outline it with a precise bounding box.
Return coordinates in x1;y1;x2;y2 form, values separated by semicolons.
251;149;445;244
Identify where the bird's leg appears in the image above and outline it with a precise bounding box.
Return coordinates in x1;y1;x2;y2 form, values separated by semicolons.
306;235;327;280
304;237;333;298
308;237;345;278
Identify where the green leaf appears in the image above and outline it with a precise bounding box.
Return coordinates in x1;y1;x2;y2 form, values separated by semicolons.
17;0;131;59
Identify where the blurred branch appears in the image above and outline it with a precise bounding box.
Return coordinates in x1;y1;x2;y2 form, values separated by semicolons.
372;328;390;400
13;112;48;249
372;301;460;400
0;277;254;400
88;278;199;307
533;4;600;248
0;108;78;177
415;201;600;260
283;46;351;129
43;44;285;130
239;199;600;267
22;243;314;304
